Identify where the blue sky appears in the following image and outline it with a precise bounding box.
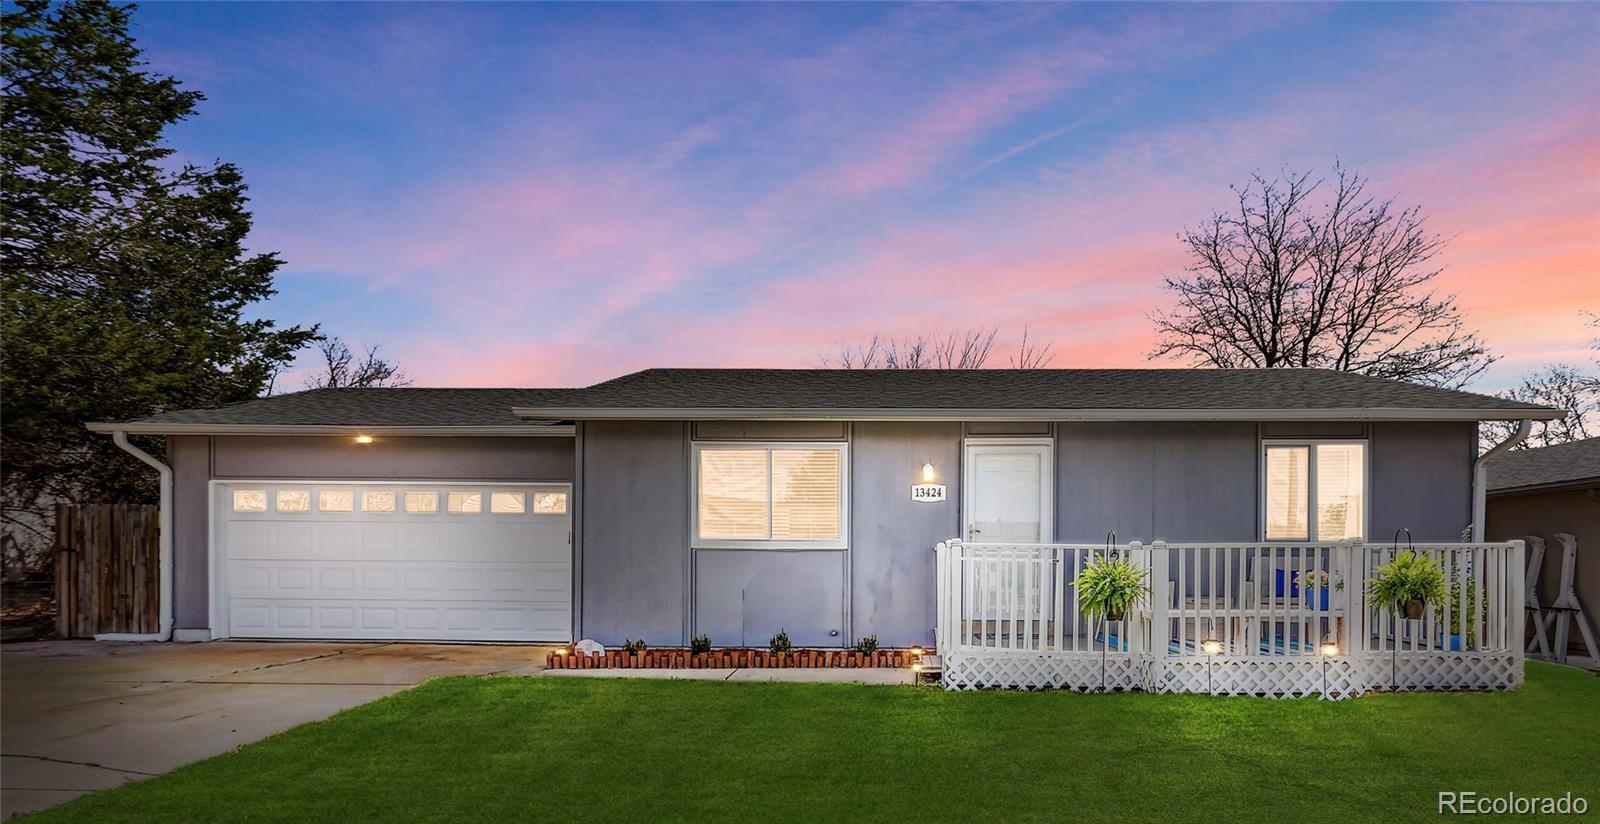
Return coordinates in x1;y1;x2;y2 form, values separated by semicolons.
131;2;1600;387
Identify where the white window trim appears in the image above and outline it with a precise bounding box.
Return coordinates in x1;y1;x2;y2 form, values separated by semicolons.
1259;438;1370;543
690;441;849;550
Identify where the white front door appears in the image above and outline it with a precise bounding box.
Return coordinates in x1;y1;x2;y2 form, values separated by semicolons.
963;441;1053;543
214;481;572;642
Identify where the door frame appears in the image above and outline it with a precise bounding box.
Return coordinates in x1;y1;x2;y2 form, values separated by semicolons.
961;438;1054;544
207;479;574;641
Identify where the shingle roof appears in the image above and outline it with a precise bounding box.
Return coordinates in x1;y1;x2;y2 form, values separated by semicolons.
96;388;577;428
91;368;1559;431
1487;437;1600;493
532;368;1556;413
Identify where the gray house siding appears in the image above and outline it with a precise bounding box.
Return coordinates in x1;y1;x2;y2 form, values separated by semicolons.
695;550;847;647
208;435;570;480
1056;422;1258;543
1369;421;1474;542
169;436;213;630
850;422;962;647
577;421;689;646
166;434;574;632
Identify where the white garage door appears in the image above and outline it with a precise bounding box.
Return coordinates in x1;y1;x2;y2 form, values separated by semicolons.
216;482;571;642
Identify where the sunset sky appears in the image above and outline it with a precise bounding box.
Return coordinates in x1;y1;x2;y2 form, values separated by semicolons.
133;2;1599;390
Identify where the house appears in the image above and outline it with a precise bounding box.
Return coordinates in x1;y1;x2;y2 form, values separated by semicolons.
1486;437;1600;665
88;368;1557;677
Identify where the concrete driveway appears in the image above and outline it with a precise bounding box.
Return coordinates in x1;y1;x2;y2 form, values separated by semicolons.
0;640;548;819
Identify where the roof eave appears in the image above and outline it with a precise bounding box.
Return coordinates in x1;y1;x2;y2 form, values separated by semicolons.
509;406;1563;422
85;422;575;437
1487;478;1600;497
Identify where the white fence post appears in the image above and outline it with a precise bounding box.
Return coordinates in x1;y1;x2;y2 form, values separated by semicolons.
1509;539;1526;685
1150;540;1169;691
934;541;947;654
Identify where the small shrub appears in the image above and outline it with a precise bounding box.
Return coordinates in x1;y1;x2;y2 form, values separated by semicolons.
853;635;878;655
690;634;712;654
622;638;647;654
768;628;791;654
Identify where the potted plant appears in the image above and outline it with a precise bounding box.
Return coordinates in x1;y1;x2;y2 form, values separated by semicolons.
622;638;647;667
769;628;791;666
1072;555;1149;622
1446;578;1478;650
1297;570;1344;610
854;634;878;666
1366;550;1446;620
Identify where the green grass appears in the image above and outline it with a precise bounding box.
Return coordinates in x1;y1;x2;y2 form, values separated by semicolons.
29;662;1600;823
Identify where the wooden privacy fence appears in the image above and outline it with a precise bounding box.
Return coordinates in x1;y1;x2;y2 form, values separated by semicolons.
55;503;160;638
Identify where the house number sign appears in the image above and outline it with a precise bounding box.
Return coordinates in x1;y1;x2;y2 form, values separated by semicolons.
910;483;947;503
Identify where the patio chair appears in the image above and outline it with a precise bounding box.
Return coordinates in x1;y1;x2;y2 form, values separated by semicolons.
1241;553;1340;656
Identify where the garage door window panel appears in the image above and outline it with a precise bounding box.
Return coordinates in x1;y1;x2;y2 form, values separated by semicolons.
276;490;311;513
404;492;439;514
447;492;481;514
319;490;354;513
491;492;525;514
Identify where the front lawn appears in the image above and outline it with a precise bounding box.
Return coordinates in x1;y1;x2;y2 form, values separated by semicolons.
30;663;1600;823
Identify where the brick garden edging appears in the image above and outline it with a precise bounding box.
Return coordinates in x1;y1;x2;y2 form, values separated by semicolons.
544;648;921;670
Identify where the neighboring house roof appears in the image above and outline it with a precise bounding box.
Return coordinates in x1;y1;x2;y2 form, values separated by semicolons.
88;368;1560;434
1486;437;1600;495
509;368;1559;421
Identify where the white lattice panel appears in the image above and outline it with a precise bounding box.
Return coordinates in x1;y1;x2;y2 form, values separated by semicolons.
943;651;1144;692
943;650;1521;699
1154;656;1366;699
1362;652;1522;693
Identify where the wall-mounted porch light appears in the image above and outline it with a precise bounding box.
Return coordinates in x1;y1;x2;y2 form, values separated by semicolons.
921;463;936;482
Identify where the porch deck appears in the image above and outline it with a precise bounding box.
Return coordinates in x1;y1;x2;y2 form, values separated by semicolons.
934;539;1526;699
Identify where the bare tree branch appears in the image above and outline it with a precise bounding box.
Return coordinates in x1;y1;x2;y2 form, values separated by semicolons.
1481;310;1600;450
1481;363;1598;450
303;336;412;389
1011;326;1058;368
1150;164;1495;388
822;326;1049;369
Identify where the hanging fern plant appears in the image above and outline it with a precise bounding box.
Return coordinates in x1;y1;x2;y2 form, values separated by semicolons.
1073;555;1149;622
1366;550;1446;619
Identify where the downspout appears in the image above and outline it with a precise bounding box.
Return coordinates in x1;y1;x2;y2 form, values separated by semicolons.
98;431;174;641
1471;419;1532;543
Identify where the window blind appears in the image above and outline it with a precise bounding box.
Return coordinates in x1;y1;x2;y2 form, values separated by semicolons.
698;449;769;539
771;449;841;540
1265;446;1309;540
1315;443;1365;540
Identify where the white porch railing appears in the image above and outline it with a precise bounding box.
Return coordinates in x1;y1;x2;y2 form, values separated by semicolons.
933;539;1526;699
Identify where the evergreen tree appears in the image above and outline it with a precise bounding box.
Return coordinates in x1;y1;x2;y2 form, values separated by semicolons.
2;0;316;565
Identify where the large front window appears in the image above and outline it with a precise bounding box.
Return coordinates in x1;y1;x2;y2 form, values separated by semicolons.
694;443;846;547
1263;441;1366;541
